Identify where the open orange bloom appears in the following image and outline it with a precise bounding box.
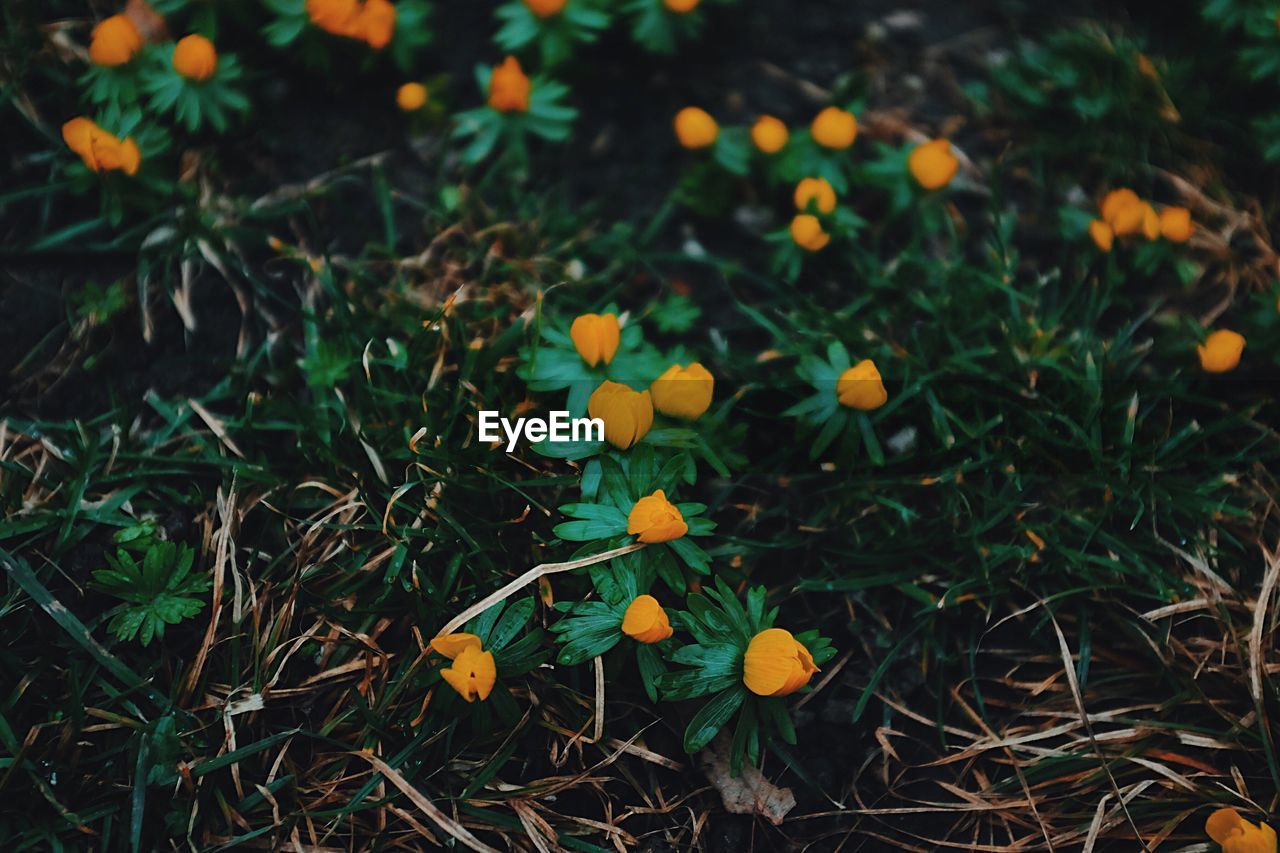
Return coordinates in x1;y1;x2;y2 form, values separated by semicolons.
62;118;141;176
89;15;143;67
525;0;568;16
1197;329;1246;374
794;177;836;214
587;381;653;449
1088;220;1114;252
627;490;687;544
570;313;621;367
431;633;497;702
650;363;714;420
811;106;857;149
1100;188;1145;236
1206;807;1277;853
489;56;532;113
751;115;788;154
790;214;830;251
1160;206;1193;242
621;595;674;643
674;107;718;149
743;628;818;697
837;360;887;411
306;0;396;49
173;35;217;81
908;139;959;190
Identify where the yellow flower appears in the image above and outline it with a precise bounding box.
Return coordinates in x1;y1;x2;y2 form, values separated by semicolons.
1160;206;1193;243
307;0;358;33
794;177;836;214
1140;202;1160;241
627;489;688;543
62;118;141;176
396;82;428;111
431;634;497;703
650;362;714;421
751;115;788;154
306;0;395;48
172;34;217;82
674;107;718;149
743;628;818;697
836;359;887;411
664;0;701;12
1100;188;1144;236
1206;807;1277;853
1197;329;1245;374
525;0;568;17
1089;220;1114;252
810;106;857;149
353;0;396;49
587;381;654;449
569;313;621;367
790;214;830;251
908;139;959;190
89;14;143;67
621;594;674;643
488;56;531;113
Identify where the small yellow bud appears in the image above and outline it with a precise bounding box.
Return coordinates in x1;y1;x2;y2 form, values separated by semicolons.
674;107;718;149
1197;330;1245;374
836;359;887;411
810;106;857;149
750;115;788;153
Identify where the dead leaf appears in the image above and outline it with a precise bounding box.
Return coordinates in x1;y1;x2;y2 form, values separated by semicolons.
697;734;796;825
125;0;169;42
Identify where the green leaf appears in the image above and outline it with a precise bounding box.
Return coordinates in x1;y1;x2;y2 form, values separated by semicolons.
683;687;746;753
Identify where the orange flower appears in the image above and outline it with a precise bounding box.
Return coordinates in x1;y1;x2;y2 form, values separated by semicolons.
1100;188;1145;236
790;214;830;251
587;381;653;449
1160;206;1193;243
89;15;143;67
743;628;818;697
650;362;714;420
751;115;788;154
62;118;141;176
305;0;395;49
569;313;621;367
811;106;857;149
664;0;701;11
794;177;836;214
1205;807;1277;853
488;56;531;113
1140;202;1160;240
621;595;674;643
396;82;428;111
627;489;688;543
355;0;396;49
908;139;959;190
674;107;718;149
1089;220;1114;252
836;359;887;411
431;633;497;702
525;0;567;16
1197;329;1245;374
306;0;359;33
172;34;217;82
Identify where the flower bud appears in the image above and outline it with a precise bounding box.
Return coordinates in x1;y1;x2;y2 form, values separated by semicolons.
587;381;654;449
674;107;718;149
525;0;568;16
1197;329;1245;374
626;489;688;543
173;34;218;82
650;362;714;420
569;313;621;367
751;115;788;154
810;106;857;149
664;0;701;11
621;594;674;643
431;634;496;702
397;82;428;111
89;15;143;67
836;359;887;411
743;628;818;697
1100;188;1144;236
489;56;531;113
908;139;958;190
790;214;830;251
1160;206;1192;243
794;177;836;214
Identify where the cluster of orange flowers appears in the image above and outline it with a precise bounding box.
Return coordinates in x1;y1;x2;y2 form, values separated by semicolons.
1089;187;1192;251
305;0;397;50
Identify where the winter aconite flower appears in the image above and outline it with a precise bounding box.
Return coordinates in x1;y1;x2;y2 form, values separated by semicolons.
743;628;818;697
621;594;674;643
397;82;428;111
627;489;688;543
89;14;143;67
570;313;621;367
172;35;217;82
588;381;653;449
751;115;788;154
1160;206;1193;242
306;0;396;49
525;0;568;17
794;177;836;214
431;633;496;702
62;118;141;176
790;214;830;251
1205;807;1277;853
664;0;701;12
1089;220;1114;253
1100;188;1144;237
1197;329;1246;373
836;359;887;411
811;106;857;149
1140;202;1160;241
908;139;959;190
650;363;714;420
674;107;718;149
488;56;531;113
